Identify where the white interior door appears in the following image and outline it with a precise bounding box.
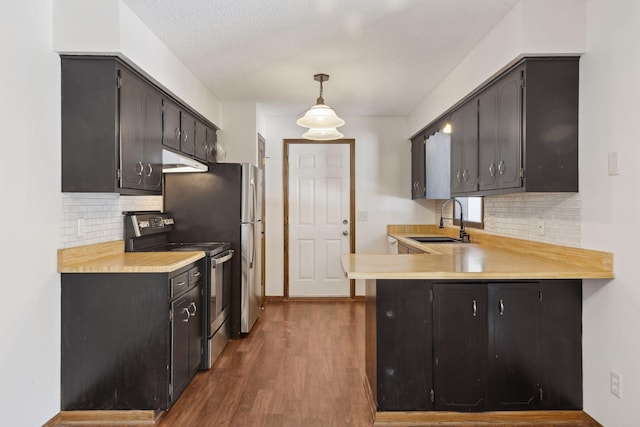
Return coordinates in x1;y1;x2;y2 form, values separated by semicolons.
288;143;351;297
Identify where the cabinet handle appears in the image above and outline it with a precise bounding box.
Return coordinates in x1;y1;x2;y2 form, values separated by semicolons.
182;130;188;142
175;127;181;139
462;169;469;182
188;302;197;316
182;308;190;322
176;280;186;287
498;160;505;175
489;162;496;177
499;299;504;315
146;163;153;177
192;271;201;278
472;300;477;317
456;171;462;183
136;161;144;176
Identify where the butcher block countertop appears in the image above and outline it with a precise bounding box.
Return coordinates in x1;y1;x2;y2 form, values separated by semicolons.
58;240;205;273
340;225;614;280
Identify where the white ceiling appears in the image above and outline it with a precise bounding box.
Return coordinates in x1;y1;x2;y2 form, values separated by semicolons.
123;0;519;117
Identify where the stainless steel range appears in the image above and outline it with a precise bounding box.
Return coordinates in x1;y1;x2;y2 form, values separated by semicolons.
124;211;233;369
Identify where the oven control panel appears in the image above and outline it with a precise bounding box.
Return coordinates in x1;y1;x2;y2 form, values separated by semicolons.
124;212;175;238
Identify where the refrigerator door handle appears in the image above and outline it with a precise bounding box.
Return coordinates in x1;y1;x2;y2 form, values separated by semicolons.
249;222;255;268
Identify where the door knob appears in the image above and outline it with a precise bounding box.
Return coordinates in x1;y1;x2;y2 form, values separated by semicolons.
342;230;349;236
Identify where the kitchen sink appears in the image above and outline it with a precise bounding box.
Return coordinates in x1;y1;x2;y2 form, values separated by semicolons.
408;236;468;243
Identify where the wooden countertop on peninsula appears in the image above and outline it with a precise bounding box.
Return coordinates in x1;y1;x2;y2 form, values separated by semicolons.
340;225;614;280
58;240;205;273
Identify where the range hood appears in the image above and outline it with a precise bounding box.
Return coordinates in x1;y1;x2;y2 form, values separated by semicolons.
162;149;208;173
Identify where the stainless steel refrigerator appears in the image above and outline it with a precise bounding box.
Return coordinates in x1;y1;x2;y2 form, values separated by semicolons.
164;163;262;337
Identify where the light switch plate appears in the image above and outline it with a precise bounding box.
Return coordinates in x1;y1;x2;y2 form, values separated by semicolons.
610;370;622;398
358;211;368;221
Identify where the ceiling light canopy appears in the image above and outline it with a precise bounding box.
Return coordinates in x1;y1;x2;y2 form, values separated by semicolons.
297;74;345;140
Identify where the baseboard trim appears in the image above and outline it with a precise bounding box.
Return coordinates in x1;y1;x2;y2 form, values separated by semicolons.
373;410;602;426
42;410;159;426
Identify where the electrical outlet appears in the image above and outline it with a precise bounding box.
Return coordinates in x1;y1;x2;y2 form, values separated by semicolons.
358;211;368;221
610;370;622;398
537;219;545;236
608;152;620;176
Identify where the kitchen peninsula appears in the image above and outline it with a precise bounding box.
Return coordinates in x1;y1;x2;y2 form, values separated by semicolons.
341;225;613;425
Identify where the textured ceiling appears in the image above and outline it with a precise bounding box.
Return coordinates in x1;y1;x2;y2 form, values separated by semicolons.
123;0;519;117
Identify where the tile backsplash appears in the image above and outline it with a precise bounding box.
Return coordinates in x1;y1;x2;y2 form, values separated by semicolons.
61;193;163;248
442;193;581;247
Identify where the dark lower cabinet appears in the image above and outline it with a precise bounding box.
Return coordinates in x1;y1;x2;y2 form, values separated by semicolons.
61;261;204;411
433;284;487;411
171;283;202;401
488;283;541;410
368;279;582;413
376;280;432;410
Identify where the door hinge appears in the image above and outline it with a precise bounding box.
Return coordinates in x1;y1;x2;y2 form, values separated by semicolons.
116;75;122;89
430;389;435;403
117;169;121;180
520;70;526;89
429;289;433;303
169;310;173;322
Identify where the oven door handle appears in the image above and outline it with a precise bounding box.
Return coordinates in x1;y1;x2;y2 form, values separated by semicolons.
214;250;234;265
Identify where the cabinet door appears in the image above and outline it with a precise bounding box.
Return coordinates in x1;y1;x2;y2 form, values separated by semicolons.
478;86;498;190
187;284;203;378
410;133;426;199
206;127;218;163
119;68;147;191
495;66;522;189
376;280;432;411
194;119;208;161
488;283;540;410
141;83;163;191
450;100;478;194
163;99;182;151
180;110;196;156
171;292;191;402
433;283;487;411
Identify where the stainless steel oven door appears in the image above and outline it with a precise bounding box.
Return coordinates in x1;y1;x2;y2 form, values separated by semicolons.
209;249;233;337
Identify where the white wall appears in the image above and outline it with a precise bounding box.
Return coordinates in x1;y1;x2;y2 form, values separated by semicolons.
408;0;586;136
580;0;640;425
0;1;62;425
263;116;434;296
53;0;221;126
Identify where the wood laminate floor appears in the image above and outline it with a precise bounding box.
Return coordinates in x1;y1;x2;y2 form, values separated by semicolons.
157;300;370;427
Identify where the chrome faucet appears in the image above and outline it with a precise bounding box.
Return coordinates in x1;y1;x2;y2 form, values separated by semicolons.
439;198;469;241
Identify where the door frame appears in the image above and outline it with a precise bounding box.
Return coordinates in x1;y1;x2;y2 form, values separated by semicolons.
258;133;266;307
283;139;356;299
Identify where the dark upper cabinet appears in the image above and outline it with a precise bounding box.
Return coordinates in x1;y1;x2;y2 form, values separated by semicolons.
376;280;432;411
410;132;426;199
194;119;208;161
450;99;479;195
433;283;487;411
119;68;163;192
162;98;182;151
414;57;578;197
488;283;541;410
180;110;196;156
478;66;523;191
62;57;161;195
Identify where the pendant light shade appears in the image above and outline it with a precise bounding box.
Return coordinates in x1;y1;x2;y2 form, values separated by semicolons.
302;127;344;141
296;104;345;128
297;74;345;140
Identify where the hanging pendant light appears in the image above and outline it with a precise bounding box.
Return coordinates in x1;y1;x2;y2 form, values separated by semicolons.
297;74;345;140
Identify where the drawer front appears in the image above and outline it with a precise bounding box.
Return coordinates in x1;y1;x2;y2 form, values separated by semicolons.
171;271;189;298
189;265;203;285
